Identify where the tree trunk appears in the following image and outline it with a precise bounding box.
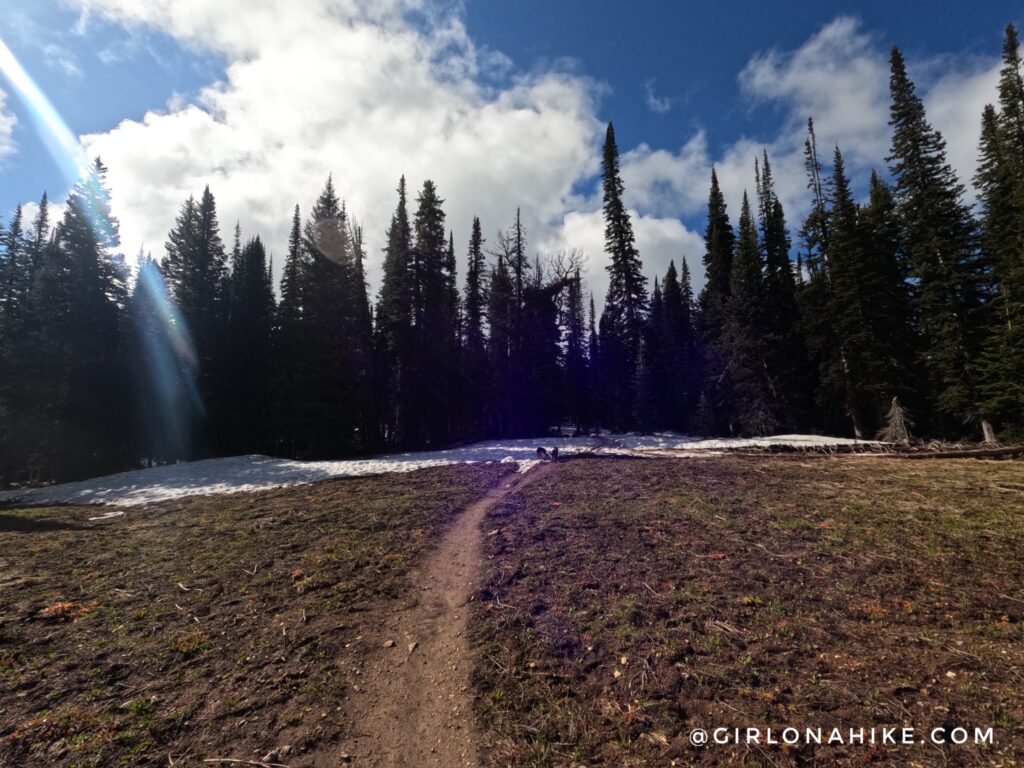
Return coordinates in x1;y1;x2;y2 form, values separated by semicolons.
981;419;997;444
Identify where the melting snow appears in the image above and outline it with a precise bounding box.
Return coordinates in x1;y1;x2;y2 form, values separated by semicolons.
0;433;873;508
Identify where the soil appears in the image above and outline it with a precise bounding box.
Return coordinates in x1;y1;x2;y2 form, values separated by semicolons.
328;462;555;767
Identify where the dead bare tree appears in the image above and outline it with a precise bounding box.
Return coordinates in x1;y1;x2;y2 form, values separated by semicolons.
877;396;912;446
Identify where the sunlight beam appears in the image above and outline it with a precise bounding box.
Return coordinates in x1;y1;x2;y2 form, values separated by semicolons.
0;38;89;186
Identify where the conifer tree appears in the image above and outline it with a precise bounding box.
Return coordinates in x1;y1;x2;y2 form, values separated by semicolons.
800;118;830;277
661;259;696;430
226;235;275;453
888;46;986;437
376;177;415;447
271;204;309;454
723;193;777;434
462;216;489;437
634;276;663;431
300;176;370;455
411;179;452;445
698;168;736;433
129;255;197;464
975;25;1024;437
820;148;914;437
599;122;647;428
563;267;590;433
756;151;810;430
23;166;129;480
487;251;514;436
163;186;230;455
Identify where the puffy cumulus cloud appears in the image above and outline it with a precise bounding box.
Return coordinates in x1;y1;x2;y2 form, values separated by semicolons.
0;88;16;164
619;16;1002;243
923;60;1000;194
738;16;891;169
545;209;705;305
73;0;605;289
59;6;1004;306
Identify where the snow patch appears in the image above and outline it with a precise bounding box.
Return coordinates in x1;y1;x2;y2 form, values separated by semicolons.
0;437;601;507
0;433;872;508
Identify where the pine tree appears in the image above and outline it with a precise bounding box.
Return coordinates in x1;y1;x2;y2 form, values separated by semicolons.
411;179;452;445
599;122;647;428
888;46;986;437
634;276;663;431
660;260;695;430
300;175;371;455
271;204;308;454
756;151;810;430
487;251;514;436
723;192;777;435
26;192;50;279
226;235;276;453
821;147;914;437
376;177;415;447
975;25;1024;438
799;118;830;278
162;186;230;456
563;267;590;433
128;255;197;464
462;216;489;437
23;168;130;481
698;168;736;434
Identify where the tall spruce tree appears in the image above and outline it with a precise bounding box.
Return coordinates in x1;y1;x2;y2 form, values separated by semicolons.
821;148;914;437
487;250;514;436
888;46;986;437
563;267;590;433
22;166;129;481
598;122;647;428
634;276;663;431
975;25;1024;437
226;235;275;454
376;177;415;447
723;193;778;435
462;216;489;437
300;176;371;455
661;259;696;431
411;180;453;445
756;151;810;430
163;186;230;456
271;204;308;454
698;168;736;433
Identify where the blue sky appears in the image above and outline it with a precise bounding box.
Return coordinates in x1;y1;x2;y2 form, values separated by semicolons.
0;0;1020;300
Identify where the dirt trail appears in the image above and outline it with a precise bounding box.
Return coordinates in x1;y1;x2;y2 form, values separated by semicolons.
327;462;555;767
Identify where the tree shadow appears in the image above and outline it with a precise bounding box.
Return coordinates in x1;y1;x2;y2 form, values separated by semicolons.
0;514;85;533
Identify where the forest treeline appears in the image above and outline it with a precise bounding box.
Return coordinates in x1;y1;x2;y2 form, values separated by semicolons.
1;31;1023;485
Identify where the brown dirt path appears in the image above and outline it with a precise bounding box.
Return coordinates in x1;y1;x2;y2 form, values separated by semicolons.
325;462;556;767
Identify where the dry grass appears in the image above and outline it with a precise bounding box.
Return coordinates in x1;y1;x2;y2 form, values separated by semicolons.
0;463;512;767
471;455;1024;767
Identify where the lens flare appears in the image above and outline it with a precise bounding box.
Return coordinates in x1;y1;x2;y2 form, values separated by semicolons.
1;40;205;461
134;259;205;461
0;39;89;186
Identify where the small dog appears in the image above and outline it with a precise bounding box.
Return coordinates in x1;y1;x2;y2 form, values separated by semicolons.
551;446;559;460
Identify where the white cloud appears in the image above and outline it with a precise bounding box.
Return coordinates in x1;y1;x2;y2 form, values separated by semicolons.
0;88;17;164
72;0;608;294
644;78;671;114
54;5;1005;309
923;61;1000;193
545;209;705;305
618;16;1002;250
